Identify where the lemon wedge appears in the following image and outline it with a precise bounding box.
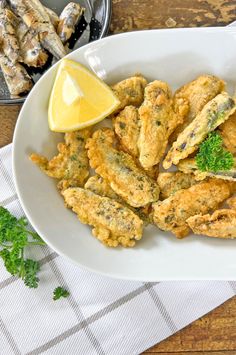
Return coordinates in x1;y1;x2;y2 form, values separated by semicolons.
48;59;120;132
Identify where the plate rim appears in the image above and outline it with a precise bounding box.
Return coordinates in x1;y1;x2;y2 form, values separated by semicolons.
12;26;236;281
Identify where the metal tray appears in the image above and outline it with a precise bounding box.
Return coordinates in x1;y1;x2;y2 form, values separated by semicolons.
0;0;112;105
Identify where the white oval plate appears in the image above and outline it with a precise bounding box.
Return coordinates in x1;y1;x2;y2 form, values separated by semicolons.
13;28;236;281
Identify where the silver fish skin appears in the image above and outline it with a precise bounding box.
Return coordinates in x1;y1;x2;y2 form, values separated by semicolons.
57;2;84;44
0;52;32;96
0;7;20;63
8;0;66;59
45;7;59;29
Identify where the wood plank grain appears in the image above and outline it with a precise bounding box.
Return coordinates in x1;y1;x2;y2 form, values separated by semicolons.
145;297;236;353
110;0;236;34
0;105;21;147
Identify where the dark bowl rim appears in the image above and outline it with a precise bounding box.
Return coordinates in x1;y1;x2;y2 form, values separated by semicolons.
0;0;112;106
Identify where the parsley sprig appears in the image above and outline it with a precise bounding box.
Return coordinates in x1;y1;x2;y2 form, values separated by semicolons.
196;132;234;172
53;286;70;300
0;207;45;288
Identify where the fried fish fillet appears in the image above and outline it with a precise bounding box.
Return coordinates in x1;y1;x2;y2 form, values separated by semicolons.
218;111;236;154
187;210;236;239
138;80;186;169
112;75;147;111
152;179;232;238
62;187;143;247
8;0;66;59
0;7;20;63
30;129;90;190
86;128;160;207
157;172;197;199
57;2;84;44
226;195;236;210
85;175;151;225
113;105;159;179
113;105;140;158
163;92;236;169
170;74;225;142
0;52;32;96
178;158;236;182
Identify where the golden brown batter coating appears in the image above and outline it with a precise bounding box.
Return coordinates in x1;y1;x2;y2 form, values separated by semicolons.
112;75;147;111
152;179;232;238
30;129;90;190
170;74;225;142
113;105;140;158
218;111;236;154
187;209;236;239
138;80;185;169
157;172;197;199
163;92;236;169
86;128;160;207
63;187;143;247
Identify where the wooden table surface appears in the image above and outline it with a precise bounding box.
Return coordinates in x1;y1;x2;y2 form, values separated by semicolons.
0;0;236;353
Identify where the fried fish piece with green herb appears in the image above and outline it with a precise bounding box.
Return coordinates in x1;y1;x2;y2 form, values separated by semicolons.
138;80;187;169
86;128;160;207
157;172;197;199
112;75;147;111
113;105;159;179
63;187;143;247
113;105;140;158
163;92;236;169
85;175;151;225
30;129;90;190
187;209;236;239
152;179;232;238
170;74;225;142
178;157;236;182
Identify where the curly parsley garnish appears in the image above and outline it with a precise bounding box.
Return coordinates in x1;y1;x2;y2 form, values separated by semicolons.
0;207;45;288
196;132;234;172
53;286;70;300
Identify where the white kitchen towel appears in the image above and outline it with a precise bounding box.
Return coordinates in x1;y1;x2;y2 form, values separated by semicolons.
0;145;236;355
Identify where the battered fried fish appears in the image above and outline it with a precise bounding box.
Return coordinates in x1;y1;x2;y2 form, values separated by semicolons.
226;195;236;210
218;111;236;154
170;74;225;142
113;105;159;179
178;158;236;182
112;75;147;111
57;2;84;44
0;7;20;63
138;80;186;169
163;92;236;169
0;52;32;96
152;179;232;238
113;105;140;158
30;129;90;190
187;210;236;239
157;172;197;199
86;128;160;207
62;187;143;247
85;175;151;225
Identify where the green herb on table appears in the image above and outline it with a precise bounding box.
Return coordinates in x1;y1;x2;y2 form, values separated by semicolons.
53;286;70;300
196;132;234;172
0;206;45;288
